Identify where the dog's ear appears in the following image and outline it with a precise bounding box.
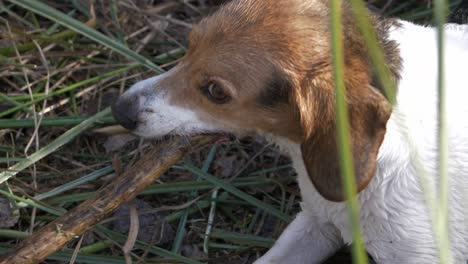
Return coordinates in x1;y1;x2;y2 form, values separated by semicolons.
296;71;392;202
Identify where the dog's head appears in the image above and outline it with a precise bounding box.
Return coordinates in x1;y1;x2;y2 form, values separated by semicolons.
112;0;397;201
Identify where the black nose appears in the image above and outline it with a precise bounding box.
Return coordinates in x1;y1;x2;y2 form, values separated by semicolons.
112;96;139;130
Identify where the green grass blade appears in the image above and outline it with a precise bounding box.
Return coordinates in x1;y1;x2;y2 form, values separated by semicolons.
348;0;397;104
0;189;64;216
0;108;111;184
8;0;164;73
0;246;129;264
434;0;452;263
79;240;113;254
207;243;246;250
16;166;113;208
0;229;30;239
0;93;44;102
171;208;189;253
34;166;114;201
330;1;368;264
0;116;116;128
0;93;34;114
181;163;291;222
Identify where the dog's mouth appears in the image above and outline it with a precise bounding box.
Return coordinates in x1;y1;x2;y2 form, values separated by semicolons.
112;104;236;144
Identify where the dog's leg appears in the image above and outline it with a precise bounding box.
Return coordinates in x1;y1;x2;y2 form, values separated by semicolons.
254;211;343;264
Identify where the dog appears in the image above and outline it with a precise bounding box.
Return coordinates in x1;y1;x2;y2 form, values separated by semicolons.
112;0;468;263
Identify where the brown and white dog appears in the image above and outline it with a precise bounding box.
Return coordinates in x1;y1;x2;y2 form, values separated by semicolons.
112;0;468;263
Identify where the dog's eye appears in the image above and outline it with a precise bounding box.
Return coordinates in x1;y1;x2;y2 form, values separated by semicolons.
203;82;231;104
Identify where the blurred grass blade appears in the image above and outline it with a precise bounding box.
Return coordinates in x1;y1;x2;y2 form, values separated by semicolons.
434;0;452;263
348;0;397;104
8;0;164;73
0;108;111;184
330;1;368;264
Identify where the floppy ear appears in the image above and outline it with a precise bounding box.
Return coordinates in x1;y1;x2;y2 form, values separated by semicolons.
297;72;392;202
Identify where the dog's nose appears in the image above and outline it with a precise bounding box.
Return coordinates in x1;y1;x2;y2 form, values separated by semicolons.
112;96;139;130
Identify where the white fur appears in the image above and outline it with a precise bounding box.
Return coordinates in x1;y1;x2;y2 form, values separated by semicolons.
256;21;468;264
122;73;218;138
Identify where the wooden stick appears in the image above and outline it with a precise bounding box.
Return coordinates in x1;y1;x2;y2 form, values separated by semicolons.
0;136;214;264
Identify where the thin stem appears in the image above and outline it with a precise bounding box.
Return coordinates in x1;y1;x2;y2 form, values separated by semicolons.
330;1;368;263
434;0;452;263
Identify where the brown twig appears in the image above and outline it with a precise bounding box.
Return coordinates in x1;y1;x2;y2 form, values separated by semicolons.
0;136;214;264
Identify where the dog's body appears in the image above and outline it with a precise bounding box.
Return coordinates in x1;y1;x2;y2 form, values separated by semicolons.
260;21;468;264
112;1;468;263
